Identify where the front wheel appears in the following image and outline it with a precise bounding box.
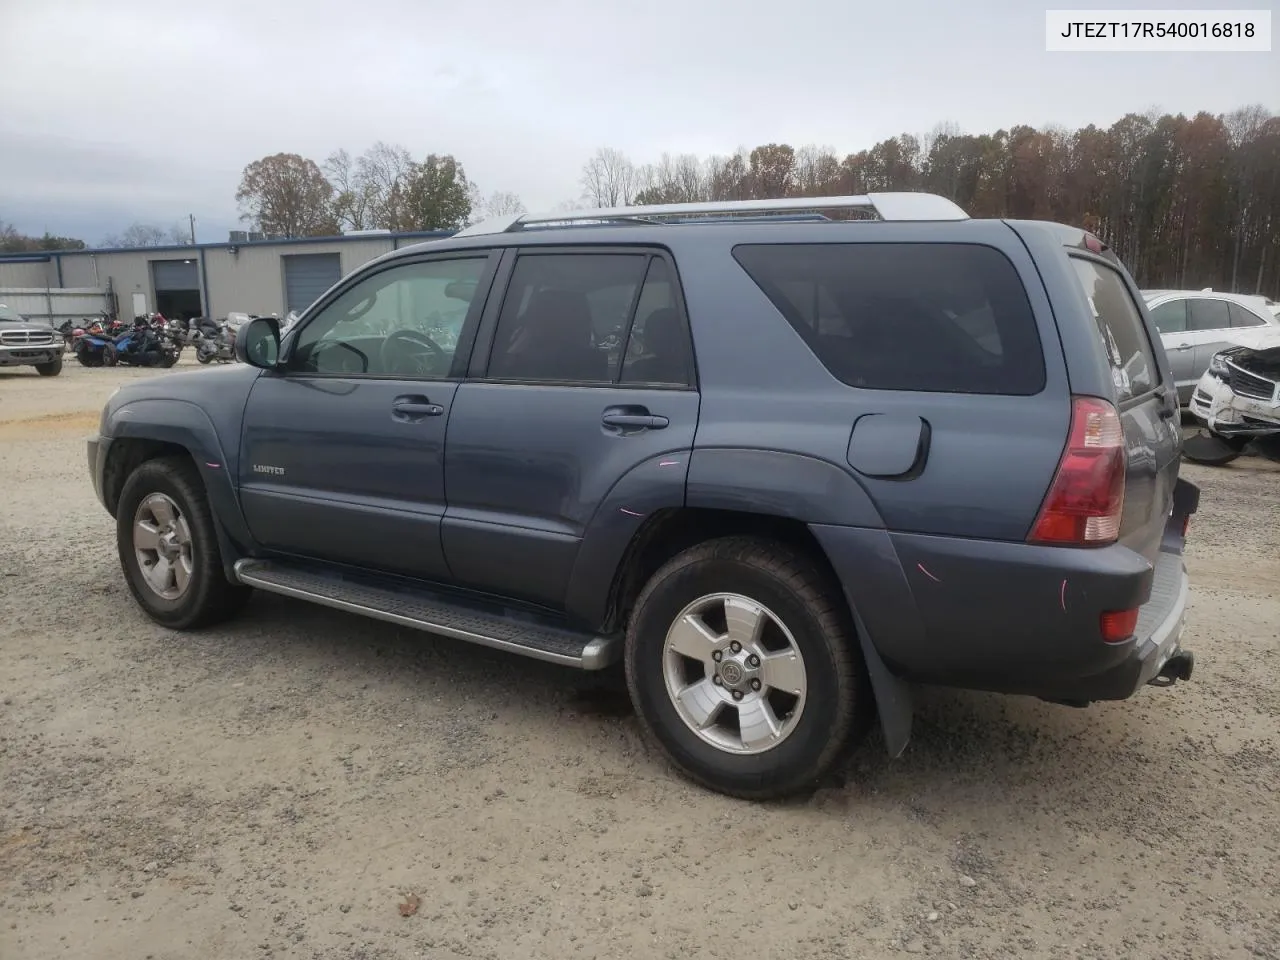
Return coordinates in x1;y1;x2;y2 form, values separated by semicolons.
625;536;870;799
103;344;118;367
116;456;251;629
35;355;64;376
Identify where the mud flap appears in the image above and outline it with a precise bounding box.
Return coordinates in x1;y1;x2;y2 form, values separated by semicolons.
851;607;913;758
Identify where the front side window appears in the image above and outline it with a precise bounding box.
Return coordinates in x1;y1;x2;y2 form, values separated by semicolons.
290;257;488;377
1149;299;1187;334
487;253;650;383
1187;299;1231;332
1069;257;1158;402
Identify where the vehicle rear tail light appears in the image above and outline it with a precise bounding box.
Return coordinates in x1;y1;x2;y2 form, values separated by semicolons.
1029;396;1126;546
1100;608;1139;644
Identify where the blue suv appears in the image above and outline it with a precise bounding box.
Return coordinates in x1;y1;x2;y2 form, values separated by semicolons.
88;194;1198;799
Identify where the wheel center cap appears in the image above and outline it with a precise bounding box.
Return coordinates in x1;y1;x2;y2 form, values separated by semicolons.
719;660;744;686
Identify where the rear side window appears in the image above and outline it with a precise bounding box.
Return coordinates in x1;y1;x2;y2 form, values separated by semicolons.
1068;257;1159;402
733;243;1045;395
1149;299;1187;334
1229;303;1266;328
1187;299;1231;331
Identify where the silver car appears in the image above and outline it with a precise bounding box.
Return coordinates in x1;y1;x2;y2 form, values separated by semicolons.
1143;289;1280;404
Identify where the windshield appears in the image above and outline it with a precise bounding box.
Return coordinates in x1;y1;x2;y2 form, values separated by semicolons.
0;304;26;322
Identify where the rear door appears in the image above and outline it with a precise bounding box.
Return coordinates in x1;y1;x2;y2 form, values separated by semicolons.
1147;297;1196;402
1187;297;1236;389
1067;257;1181;564
441;248;699;610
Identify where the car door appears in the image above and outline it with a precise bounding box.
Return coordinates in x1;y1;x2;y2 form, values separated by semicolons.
1148;298;1196;402
1188;297;1235;394
239;251;499;582
441;249;699;610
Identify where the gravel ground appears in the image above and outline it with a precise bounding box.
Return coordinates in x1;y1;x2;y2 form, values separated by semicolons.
2;360;1278;960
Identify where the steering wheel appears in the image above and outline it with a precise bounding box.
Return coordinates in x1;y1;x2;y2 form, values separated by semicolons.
381;329;447;376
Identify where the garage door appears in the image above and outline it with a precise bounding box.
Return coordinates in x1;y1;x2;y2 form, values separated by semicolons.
151;259;199;290
283;253;342;315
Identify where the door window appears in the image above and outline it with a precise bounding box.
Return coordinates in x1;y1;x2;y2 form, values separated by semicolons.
487;253;650;383
1229;303;1267;328
1187;299;1231;332
290;257;489;377
1148;299;1187;334
619;258;695;386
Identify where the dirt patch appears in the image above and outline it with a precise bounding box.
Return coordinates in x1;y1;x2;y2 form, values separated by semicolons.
1;365;1278;960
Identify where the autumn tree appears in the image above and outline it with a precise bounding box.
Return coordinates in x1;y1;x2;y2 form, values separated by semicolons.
236;153;338;238
401;154;474;230
0;220;85;252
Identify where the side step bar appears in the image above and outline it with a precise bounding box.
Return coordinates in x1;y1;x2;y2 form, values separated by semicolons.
233;560;620;670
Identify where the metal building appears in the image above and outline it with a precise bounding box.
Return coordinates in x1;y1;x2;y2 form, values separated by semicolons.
0;229;452;324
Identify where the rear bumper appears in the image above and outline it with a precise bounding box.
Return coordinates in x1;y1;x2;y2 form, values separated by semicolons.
811;479;1200;704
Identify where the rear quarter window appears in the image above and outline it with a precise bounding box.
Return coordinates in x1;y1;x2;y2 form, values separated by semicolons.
732;243;1045;395
1068;257;1159;403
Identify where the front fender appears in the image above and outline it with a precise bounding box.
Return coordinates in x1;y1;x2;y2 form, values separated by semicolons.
104;398;253;563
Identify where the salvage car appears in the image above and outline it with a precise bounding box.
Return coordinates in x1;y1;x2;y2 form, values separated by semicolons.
1143;289;1280;405
1184;343;1280;465
0;302;65;376
88;194;1200;800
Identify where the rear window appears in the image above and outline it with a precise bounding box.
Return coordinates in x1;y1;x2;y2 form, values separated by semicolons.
732;243;1045;395
1068;257;1159;402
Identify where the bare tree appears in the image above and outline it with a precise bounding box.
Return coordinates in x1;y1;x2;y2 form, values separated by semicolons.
484;191;527;218
102;223;171;247
580;147;638;207
358;142;416;229
324;148;374;231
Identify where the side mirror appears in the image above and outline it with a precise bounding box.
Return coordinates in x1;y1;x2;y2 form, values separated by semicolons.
235;316;281;368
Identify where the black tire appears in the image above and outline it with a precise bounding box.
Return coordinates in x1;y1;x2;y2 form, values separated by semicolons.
116;456;251;629
1181;428;1246;466
103;344;118;367
624;536;870;800
196;350;212;364
75;347;101;367
35;355;63;376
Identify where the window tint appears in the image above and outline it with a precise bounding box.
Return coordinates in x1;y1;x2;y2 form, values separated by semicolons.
1068;257;1158;402
488;254;648;383
1229;303;1266;328
1187;299;1231;332
291;257;487;377
619;258;694;386
1149;299;1187;334
733;243;1045;395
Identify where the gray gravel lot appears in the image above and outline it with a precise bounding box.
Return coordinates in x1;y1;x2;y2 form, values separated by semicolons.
2;360;1278;960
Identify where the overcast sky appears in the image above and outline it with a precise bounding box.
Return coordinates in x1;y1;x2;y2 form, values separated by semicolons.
1;0;1275;246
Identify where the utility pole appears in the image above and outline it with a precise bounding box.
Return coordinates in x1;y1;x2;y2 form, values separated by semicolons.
188;214;196;245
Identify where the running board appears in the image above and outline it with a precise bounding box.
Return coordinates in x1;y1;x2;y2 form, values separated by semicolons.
233;559;620;670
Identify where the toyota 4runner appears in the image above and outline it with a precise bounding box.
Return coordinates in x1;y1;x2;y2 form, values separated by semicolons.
87;193;1199;799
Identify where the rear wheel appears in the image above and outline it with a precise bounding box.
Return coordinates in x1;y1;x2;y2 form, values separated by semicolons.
625;536;869;799
116;456;251;629
103;344;118;367
35;355;63;376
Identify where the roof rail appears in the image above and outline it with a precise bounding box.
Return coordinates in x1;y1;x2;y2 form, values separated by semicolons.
455;192;968;237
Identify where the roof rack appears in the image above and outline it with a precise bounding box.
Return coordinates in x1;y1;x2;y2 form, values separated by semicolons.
455;192;969;237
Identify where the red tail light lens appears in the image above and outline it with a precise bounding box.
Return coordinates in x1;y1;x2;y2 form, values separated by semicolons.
1029;396;1126;546
1100;608;1139;644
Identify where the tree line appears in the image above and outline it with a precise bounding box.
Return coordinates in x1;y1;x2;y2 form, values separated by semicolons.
5;105;1277;296
576;105;1279;297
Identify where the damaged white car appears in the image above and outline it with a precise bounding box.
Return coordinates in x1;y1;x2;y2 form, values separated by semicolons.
1185;340;1280;465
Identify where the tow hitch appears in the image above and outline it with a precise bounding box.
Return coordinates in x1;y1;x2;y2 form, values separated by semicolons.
1149;650;1195;687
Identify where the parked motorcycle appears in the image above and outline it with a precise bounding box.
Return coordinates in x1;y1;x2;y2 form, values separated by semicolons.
73;317;126;366
103;316;182;368
190;316;237;364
